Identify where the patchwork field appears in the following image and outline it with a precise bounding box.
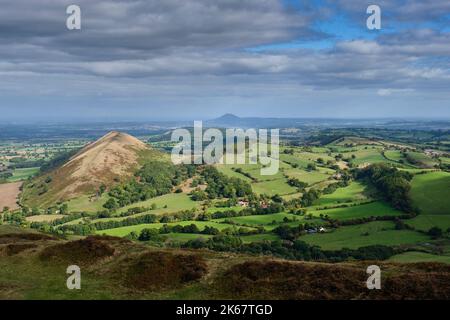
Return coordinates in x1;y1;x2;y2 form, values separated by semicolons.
2;129;450;271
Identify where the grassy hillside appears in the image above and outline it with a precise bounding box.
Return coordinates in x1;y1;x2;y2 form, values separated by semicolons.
1;226;449;300
21;132;168;209
410;171;450;215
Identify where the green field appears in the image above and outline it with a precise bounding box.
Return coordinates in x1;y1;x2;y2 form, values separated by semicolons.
279;154;315;169
207;205;243;213
311;201;402;221
251;178;297;196
349;148;389;166
389;252;450;264
384;150;404;162
163;233;212;242
215;212;300;226
440;157;450;165
404;215;450;232
66;194;110;213
117;193;199;215
315;182;368;206
406;152;438;168
284;168;331;185
215;165;254;182
240;233;280;243
302;221;429;250
7;167;39;182
410;171;450;215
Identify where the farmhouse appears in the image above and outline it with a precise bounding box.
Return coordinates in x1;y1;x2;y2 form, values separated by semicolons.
238;200;249;207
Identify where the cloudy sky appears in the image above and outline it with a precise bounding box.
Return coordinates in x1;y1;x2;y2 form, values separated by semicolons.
0;0;449;121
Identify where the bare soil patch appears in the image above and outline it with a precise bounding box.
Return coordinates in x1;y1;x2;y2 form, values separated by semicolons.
0;182;22;211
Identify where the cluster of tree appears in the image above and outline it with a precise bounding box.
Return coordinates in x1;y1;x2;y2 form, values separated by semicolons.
107;161;195;208
30;212;87;230
287;178;308;189
189;189;208;201
300;189;321;207
135;224;221;241
232;168;256;181
160;224;220;235
324;214;415;228
40;148;80;173
58;223;96;236
355;163;414;212
200;166;253;199
0;171;13;181
93;209;196;230
2;212;25;225
8;159;46;169
214;198;238;208
322;178;352;196
118;205;155;217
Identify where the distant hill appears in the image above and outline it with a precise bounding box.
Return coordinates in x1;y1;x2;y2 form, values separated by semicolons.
21;131;164;208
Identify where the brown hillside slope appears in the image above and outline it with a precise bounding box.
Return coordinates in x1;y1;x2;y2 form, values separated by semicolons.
21;131;160;208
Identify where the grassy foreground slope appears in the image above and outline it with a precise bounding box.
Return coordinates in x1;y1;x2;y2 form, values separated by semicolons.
1;226;449;300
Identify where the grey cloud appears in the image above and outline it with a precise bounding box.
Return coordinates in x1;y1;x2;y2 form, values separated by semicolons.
0;0;449;115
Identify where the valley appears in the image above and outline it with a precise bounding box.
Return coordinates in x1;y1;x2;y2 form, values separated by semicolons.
1;118;450;299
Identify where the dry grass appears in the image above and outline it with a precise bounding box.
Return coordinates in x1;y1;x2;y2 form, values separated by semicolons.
0;233;56;244
214;259;450;300
3;243;38;256
25;214;66;223
119;251;208;291
39;236;117;265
